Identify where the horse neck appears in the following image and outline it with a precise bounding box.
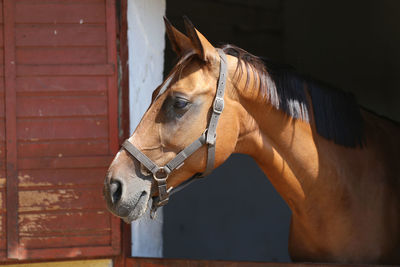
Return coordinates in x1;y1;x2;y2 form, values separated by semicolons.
229;57;336;216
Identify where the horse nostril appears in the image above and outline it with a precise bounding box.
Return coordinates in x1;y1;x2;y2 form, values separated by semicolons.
110;180;122;204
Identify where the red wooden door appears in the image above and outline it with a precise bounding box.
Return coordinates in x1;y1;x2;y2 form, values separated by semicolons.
1;0;120;260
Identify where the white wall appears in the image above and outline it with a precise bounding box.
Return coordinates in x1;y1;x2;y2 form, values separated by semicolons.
127;0;166;257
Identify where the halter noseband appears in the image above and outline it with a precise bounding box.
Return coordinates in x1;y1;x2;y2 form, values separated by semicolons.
121;49;227;218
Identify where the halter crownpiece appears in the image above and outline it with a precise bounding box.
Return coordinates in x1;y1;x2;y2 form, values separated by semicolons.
121;48;228;218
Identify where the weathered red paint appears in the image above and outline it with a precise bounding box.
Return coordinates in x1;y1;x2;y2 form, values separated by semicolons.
118;0;131;145
16;26;107;47
15;1;106;24
16;76;109;93
105;0;121;254
17;47;108;65
17;64;114;76
4;0;19;259
1;0;120;261
113;1;131;266
106;0;119;155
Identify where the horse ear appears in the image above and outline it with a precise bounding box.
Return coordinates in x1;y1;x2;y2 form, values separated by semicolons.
164;17;193;57
183;16;217;62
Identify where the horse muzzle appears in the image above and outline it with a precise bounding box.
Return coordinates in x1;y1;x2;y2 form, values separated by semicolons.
103;169;152;222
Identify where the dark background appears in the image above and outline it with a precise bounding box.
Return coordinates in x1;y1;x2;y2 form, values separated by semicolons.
162;0;400;262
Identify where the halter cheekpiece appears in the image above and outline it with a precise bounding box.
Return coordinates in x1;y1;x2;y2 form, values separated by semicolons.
121;49;228;218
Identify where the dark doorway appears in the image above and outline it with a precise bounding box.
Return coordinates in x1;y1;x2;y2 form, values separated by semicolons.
162;0;400;262
163;0;291;262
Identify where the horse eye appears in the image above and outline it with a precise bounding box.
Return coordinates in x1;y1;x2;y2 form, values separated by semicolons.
173;98;189;109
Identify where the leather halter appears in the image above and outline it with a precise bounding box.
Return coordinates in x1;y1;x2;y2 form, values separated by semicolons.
121;49;227;218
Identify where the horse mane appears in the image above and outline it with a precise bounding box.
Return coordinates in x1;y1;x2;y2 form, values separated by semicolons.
220;44;365;147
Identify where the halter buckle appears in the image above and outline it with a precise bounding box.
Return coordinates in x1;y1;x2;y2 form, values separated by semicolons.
213;96;224;114
152;167;171;206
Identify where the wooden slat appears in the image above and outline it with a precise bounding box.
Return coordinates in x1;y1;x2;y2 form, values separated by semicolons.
0;150;5;171
19;211;110;235
0;0;5;226
0;132;3;175
0;0;6;230
16;76;107;94
0;0;7;256
20;234;111;249
0;202;7;255
20;229;109;238
4;0;19;259
16;47;107;64
16;0;105;24
0;136;4;174
0;216;3;237
0;189;4;210
0;250;5;260
0;0;3;23
106;0;121;255
18;168;108;188
0;237;5;250
0;198;5;257
0;96;4;117
0;121;4;141
16;24;106;47
0;0;8;260
0;231;5;244
18;187;106;212
0;188;4;209
18;245;119;260
0;171;5;186
106;0;118;156
0;78;4;92
17;117;108;140
18;139;109;158
17;95;108;117
18;156;112;170
0;217;3;238
17;64;114;76
117;0;130;147
0;26;3;48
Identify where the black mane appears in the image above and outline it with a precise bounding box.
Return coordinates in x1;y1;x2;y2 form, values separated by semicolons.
221;44;364;147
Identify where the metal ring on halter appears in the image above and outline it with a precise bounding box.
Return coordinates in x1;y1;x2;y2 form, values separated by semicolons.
152;166;170;180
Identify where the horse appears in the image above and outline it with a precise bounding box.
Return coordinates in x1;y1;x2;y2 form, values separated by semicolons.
103;17;400;264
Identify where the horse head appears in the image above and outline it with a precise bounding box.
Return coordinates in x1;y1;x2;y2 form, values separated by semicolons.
103;18;246;222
